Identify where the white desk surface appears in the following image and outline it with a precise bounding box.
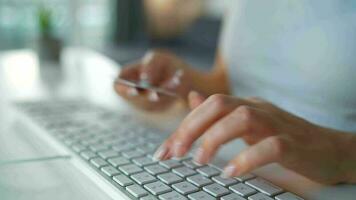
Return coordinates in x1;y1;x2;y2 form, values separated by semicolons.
0;48;355;200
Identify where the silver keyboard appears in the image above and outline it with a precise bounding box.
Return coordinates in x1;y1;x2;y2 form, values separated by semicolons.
15;100;304;200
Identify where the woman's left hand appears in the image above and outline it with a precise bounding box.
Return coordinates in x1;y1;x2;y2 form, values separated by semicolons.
154;92;355;184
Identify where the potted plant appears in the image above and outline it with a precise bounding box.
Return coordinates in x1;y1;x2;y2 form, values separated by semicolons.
36;4;62;63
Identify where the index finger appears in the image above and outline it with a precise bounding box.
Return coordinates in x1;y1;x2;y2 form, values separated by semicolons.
223;136;290;177
159;95;253;159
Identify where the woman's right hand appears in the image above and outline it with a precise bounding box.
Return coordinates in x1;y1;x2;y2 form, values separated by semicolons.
114;50;196;111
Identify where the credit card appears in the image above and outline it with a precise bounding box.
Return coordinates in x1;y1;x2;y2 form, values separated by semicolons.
114;77;178;97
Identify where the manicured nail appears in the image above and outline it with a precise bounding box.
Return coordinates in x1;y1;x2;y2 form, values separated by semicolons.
171;76;181;86
174;69;184;77
167;76;181;89
173;142;185;158
153;145;168;160
148;91;159;102
189;91;200;99
142;51;154;65
127;88;139;96
193;148;209;164
222;165;236;178
140;73;149;81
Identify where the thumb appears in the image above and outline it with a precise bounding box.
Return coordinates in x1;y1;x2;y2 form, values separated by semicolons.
188;90;206;109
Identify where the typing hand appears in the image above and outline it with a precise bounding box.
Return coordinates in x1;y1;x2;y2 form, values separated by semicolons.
114;50;194;111
155;92;355;184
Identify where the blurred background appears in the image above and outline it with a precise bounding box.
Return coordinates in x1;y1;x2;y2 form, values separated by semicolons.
0;0;233;68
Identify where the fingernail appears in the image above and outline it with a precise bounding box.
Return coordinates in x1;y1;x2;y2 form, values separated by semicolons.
171;76;181;86
193;148;209;164
189;91;200;99
174;69;184;77
140;73;149;81
127;88;139;96
148;91;159;102
173;141;185;158
153;145;168;161
142;51;154;65
167;76;181;89
222;165;236;178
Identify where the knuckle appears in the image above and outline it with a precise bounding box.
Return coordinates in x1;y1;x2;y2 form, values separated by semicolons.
236;105;254;121
204;128;224;148
236;153;249;169
267;136;288;158
235;106;255;132
208;94;227;109
202;137;217;151
175;128;193;146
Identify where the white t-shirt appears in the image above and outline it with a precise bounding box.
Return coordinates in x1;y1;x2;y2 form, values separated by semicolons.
221;0;356;132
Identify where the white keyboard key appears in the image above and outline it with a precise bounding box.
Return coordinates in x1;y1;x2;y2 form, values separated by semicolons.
101;166;120;176
173;167;197;177
98;150;119;159
187;174;213;187
72;143;86;152
246;178;283;196
126;184;149;198
230;183;257;197
248;193;274;200
172;181;199;195
144;181;172;195
141;195;158;200
182;160;201;169
133;156;157;167
188;191;215;200
119;164;143;175
158;172;183;185
89;143;109;152
159;191;187;200
197;166;221;177
275;192;304;200
108;156;130;167
159;159;183;169
113;174;134;186
203;183;230;197
212;176;238;186
122;150;145;159
131;172;157;184
221;193;247;200
144;164;169;175
80;150;97;160
235;173;256;182
90;158;108;168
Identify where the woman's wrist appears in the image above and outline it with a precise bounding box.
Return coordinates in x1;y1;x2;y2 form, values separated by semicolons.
332;130;356;183
188;68;230;96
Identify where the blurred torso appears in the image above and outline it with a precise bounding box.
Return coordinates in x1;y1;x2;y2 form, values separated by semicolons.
221;0;356;131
